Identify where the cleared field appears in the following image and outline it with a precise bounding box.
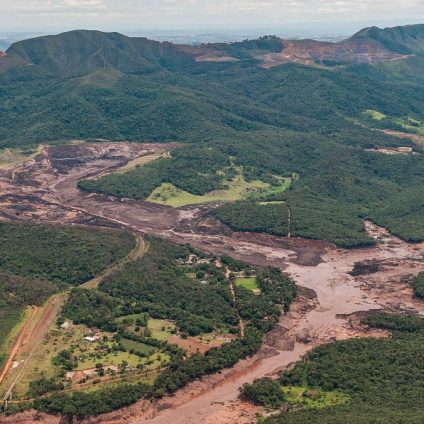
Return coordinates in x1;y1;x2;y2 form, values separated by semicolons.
116;316;175;342
9;318;170;399
115;150;169;173
119;338;155;355
282;386;350;409
235;277;260;293
0;307;36;386
0;307;32;369
147;173;290;208
77;350;145;370
148;319;176;341
364;109;386;121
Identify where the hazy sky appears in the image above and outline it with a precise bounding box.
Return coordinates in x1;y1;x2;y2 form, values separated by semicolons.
0;0;423;33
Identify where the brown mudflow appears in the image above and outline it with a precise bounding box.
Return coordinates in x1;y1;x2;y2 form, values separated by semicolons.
0;143;423;424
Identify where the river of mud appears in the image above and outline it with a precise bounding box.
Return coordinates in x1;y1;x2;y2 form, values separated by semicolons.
1;143;423;424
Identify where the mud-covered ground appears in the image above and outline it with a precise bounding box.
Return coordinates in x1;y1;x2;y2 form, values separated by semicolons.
1;143;423;424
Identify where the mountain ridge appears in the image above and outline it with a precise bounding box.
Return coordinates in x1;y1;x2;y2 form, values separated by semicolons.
1;24;423;76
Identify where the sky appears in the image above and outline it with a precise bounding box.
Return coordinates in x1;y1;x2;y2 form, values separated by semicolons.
0;0;423;34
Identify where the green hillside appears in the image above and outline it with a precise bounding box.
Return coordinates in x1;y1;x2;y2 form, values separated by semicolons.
1;26;424;246
353;24;424;54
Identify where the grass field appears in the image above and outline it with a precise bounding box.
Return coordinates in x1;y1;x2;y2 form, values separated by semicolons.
282;386;350;409
9;319;170;399
0;145;42;170
235;277;260;293
148;319;175;341
77;349;146;370
119;338;156;355
10;323;85;398
147;173;291;208
115;316;175;341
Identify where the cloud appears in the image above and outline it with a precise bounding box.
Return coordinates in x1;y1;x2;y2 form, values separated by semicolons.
16;0;105;13
62;0;104;7
1;0;423;32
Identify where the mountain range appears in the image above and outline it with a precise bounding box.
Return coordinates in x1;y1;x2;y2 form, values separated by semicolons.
2;24;424;76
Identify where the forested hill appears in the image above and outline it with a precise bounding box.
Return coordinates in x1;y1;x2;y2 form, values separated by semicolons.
1;24;424;247
352;24;424;54
4;30;195;76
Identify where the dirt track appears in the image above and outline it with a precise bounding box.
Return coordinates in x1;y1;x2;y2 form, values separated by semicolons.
0;307;37;386
0;143;423;424
1;294;67;402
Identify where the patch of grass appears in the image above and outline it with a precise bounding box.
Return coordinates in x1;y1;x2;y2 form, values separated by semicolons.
259;201;285;205
76;350;143;370
0;307;29;372
364;109;387;121
103;150;169;175
119;338;155;355
148;319;176;341
147;170;291;208
246;177;292;201
115;315;175;342
0;145;43;170
235;277;260;293
364;109;424;136
282;386;350;409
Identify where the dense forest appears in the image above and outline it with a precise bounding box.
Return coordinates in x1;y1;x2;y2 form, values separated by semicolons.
241;313;424;423
413;272;424;299
0;223;135;284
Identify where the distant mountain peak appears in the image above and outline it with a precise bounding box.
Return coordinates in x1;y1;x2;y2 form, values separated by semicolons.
351;23;424;54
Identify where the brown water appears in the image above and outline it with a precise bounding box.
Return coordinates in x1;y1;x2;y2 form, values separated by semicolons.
136;224;424;424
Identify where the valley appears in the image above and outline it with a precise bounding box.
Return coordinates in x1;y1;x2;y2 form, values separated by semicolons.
0;142;423;423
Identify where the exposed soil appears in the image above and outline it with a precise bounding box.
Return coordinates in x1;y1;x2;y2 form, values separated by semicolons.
1;142;423;424
365;146;415;155
257;38;407;68
381;130;424;147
